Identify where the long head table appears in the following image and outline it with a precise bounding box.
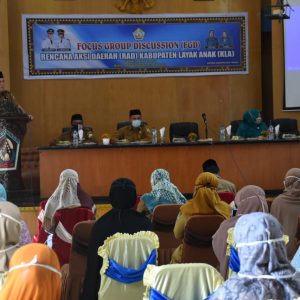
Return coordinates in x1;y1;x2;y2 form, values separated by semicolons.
38;139;300;198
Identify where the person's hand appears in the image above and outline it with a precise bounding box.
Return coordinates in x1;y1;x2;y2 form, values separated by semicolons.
28;114;34;121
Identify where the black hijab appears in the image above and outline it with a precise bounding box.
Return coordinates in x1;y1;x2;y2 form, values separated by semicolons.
81;178;152;300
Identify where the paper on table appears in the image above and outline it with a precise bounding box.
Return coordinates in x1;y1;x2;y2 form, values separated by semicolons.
160;127;165;138
226;125;232;136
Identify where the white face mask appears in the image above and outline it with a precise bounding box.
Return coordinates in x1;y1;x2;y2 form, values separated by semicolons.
132;119;141;128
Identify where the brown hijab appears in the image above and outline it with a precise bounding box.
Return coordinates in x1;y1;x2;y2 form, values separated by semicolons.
271;168;300;257
212;185;268;278
181;172;231;219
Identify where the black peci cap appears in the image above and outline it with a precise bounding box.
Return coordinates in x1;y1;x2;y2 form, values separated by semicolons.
202;159;220;174
0;71;3;79
129;109;141;116
71;114;83;122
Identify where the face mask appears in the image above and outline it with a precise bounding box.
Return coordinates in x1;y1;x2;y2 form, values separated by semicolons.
132;120;141;128
255;117;262;125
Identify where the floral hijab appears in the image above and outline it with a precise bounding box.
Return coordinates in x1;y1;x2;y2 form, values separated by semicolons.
141;169;186;213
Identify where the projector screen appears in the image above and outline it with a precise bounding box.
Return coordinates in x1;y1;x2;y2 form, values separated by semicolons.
284;0;300;110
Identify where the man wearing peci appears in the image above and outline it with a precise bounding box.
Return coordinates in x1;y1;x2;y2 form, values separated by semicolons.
115;109;151;142
41;28;56;51
56;29;71;51
50;114;96;145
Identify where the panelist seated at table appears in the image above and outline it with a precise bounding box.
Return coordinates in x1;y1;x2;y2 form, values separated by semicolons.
236;108;268;138
114;109;152;142
50;113;97;145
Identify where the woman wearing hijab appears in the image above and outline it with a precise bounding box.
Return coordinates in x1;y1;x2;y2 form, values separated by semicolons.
43;169;94;231
271;168;300;258
210;212;300;300
0;183;32;246
81;178;153;300
170;172;231;263
0;244;61;300
212;185;269;279
236;108;268;138
0;201;21;288
137;168;186;216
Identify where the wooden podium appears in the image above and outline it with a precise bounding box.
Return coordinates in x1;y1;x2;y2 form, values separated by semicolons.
0;115;30;201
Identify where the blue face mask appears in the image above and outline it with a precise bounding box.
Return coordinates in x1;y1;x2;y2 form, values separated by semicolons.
132;120;141;128
256;117;262;125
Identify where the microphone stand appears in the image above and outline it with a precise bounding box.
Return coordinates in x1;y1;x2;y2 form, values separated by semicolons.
204;121;208;139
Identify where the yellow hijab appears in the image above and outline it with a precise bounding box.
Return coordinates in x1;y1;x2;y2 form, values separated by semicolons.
181;172;231;219
0;244;61;300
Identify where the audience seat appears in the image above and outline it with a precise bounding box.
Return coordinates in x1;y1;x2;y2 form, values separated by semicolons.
151;204;182;265
181;214;225;267
98;231;159;300
143;263;224;300
230;120;242;136
32;200;48;243
52;207;94;266
218;191;235;204
169;122;199;142
271;118;299;136
61;220;95;300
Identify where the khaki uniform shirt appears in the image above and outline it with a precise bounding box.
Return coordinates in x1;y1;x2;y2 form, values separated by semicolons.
216;175;236;193
50;127;97;145
115;124;152;142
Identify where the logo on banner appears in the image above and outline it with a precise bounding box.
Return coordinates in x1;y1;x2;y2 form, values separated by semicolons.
133;28;145;41
0;129;20;171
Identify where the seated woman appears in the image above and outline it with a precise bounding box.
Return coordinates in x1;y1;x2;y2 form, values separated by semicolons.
271;168;300;258
0;183;31;245
212;185;268;279
0;201;21;288
210;212;300;300
42;169;95;265
171;172;231;263
0;244;61;300
236;108;267;138
43;169;94;232
81;178;153;300
137;168;186;217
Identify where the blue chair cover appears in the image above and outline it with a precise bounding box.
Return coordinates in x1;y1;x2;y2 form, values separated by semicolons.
229;246;240;272
150;288;170;300
106;249;156;284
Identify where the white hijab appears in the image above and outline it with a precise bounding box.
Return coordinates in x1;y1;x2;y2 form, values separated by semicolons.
43;169;81;224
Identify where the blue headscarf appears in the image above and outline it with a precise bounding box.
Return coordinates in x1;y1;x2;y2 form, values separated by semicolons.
236;109;267;138
141;169;186;213
0;183;7;201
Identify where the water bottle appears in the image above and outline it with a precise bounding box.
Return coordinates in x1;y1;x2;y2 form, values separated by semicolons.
219;125;226;142
268;122;274;140
151;128;157;144
72;130;79;147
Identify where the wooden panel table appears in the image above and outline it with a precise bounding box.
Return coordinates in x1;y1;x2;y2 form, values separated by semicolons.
39;140;300;198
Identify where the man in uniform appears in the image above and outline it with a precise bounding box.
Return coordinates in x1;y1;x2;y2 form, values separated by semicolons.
115;109;151;142
202;159;236;193
41;28;56;51
56;29;71;51
50;114;96;145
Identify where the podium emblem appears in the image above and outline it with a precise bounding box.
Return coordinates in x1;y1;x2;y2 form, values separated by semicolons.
0;129;20;171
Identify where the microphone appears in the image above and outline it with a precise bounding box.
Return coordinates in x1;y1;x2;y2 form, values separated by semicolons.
202;113;208;139
202;113;207;125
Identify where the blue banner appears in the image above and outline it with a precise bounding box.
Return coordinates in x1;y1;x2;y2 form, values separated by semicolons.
22;13;248;79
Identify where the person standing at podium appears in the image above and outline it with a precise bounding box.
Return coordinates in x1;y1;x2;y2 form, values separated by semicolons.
0;71;33;120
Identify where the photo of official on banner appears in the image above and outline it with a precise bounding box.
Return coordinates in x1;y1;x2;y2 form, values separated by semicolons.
22;13;248;79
